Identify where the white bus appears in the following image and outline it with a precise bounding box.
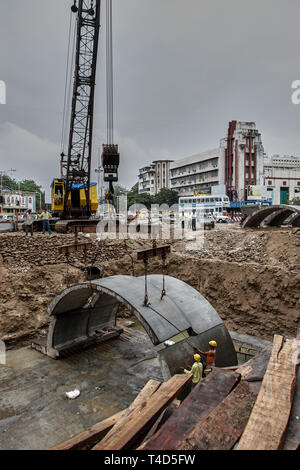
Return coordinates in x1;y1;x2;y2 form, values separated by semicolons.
179;195;230;218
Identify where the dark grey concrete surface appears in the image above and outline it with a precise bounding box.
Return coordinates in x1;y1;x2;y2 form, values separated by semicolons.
0;327;163;450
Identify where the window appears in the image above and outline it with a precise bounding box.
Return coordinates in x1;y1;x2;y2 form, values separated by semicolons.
283;182;287;186
268;181;272;186
28;197;32;203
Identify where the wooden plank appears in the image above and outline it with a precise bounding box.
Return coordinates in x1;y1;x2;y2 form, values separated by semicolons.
137;245;171;261
92;374;192;450
59;242;92;255
283;366;300;450
237;335;299;450
138;400;181;450
178;381;257;450
236;347;271;382
142;368;240;450
49;379;160;451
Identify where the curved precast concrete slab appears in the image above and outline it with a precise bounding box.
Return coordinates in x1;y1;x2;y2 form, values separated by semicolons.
267;208;295;227
43;275;237;376
288;212;300;227
242;205;300;228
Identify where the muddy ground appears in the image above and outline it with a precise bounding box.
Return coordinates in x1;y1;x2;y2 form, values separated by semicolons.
0;225;299;348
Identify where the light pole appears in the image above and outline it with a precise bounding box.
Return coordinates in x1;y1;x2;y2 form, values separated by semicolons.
34;191;42;212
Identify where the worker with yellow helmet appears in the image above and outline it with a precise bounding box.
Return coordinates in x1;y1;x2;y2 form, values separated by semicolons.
180;353;203;386
194;340;217;371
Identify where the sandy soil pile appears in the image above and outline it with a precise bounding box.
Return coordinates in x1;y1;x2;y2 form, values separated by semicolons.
0;227;299;347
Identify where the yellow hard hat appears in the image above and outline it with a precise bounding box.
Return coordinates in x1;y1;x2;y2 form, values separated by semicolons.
209;340;217;347
194;354;201;362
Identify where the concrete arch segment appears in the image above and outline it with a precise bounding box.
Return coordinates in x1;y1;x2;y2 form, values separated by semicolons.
43;275;237;378
242;205;300;228
266;208;295;227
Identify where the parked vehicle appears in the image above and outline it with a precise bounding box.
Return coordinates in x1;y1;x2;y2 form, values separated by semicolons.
216;214;230;223
202;217;215;230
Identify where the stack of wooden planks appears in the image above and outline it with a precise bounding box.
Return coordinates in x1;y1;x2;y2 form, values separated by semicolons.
50;335;299;451
237;335;299;450
143;335;298;451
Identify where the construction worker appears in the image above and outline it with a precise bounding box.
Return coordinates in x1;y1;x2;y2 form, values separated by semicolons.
40;208;52;235
194;340;217;372
191;210;196;231
180;354;203;386
23;209;33;237
181;211;185;230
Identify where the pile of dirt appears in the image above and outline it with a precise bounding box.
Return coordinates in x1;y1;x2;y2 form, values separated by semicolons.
0;227;299;348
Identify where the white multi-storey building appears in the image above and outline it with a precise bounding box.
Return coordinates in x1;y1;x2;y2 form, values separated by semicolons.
263;154;300;204
169;149;219;197
0;189;36;214
169;121;266;201
138;160;173;196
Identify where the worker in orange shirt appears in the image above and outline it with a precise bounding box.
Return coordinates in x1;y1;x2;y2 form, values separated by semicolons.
194;340;217;372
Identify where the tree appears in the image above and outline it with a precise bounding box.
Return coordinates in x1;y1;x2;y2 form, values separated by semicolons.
19;180;45;210
112;184;128;197
287;197;300;205
126;186;152;209
153;188;179;207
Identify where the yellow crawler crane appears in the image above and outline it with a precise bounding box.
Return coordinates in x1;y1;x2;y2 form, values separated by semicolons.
51;179;98;218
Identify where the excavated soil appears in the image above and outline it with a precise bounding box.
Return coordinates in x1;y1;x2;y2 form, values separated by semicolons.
0;226;299;348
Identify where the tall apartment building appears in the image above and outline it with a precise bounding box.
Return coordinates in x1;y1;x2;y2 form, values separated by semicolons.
263;154;300;204
138;160;173;196
219;121;265;201
169;149;219;196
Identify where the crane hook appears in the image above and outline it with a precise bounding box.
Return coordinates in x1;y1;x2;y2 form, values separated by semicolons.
71;1;78;13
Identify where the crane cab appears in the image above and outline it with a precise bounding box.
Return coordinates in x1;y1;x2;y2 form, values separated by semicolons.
51;179;98;217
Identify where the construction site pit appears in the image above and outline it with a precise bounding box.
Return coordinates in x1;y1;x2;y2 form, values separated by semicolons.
0;223;299;449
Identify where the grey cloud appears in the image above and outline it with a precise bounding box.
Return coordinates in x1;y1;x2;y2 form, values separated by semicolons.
0;0;299;201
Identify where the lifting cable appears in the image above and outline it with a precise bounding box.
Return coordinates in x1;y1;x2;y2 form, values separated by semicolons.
147;301;198;355
60;9;74;153
143;256;149;306
106;0;114;145
141;250;196;353
161;252;167;300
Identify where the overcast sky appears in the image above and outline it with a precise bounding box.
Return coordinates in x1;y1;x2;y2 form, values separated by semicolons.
1;0;300;201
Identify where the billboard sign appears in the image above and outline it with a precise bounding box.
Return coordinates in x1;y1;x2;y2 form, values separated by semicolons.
248;185;269;201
